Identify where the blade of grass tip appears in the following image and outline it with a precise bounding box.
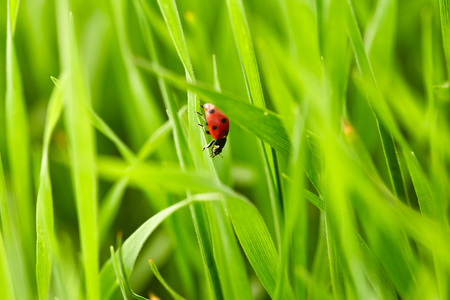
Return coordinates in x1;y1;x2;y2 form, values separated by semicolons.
64;12;99;300
134;59;292;157
0;231;15;300
439;0;450;77
36;77;64;300
225;0;283;255
148;258;186;300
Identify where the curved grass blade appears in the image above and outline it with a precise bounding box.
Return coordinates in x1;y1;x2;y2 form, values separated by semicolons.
36;77;64;300
135;59;292;157
149;258;186;300
100;194;220;297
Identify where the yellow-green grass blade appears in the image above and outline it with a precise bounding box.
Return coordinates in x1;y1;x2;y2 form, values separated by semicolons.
8;0;19;35
36;77;64;300
60;13;99;299
5;0;34;297
0;231;15;300
149;258;186;300
439;0;450;77
135;59;292;157
0;157;15;300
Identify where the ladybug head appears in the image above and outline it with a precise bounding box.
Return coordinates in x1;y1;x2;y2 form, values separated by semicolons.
202;103;214;112
211;137;227;158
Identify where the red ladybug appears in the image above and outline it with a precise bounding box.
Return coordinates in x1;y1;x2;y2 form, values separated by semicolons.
196;103;229;158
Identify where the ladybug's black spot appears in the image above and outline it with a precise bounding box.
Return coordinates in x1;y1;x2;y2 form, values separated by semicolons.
209;109;215;114
221;118;226;123
213;126;218;130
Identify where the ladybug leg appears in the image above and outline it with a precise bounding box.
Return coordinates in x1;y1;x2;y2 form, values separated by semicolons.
197;123;210;135
195;111;207;124
202;140;215;151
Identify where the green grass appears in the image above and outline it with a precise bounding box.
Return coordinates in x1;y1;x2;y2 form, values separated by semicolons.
1;0;450;299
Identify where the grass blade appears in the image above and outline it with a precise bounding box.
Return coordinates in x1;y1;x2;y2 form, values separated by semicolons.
439;0;450;77
60;12;100;299
135;59;292;157
5;1;34;298
0;231;15;300
226;0;283;257
100;195;219;297
36;77;64;300
149;258;186;300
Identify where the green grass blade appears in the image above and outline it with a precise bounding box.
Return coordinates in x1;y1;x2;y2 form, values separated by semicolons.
89;109;137;164
345;0;409;203
0;231;15;300
110;246;131;300
228;197;294;299
135;59;292;157
149;258;186;300
99;178;129;247
225;0;264;107
62;13;99;299
100;195;219;296
133;0;191;169
377;123;408;202
439;0;450;77
225;0;283;257
5;1;34;297
36;78;64;300
0;157;16;300
109;0;163;139
403;151;445;224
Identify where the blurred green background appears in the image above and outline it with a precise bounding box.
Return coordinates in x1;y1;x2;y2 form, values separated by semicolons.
1;0;449;299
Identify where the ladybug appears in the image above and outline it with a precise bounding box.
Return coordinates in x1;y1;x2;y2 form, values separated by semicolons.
196;103;229;158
